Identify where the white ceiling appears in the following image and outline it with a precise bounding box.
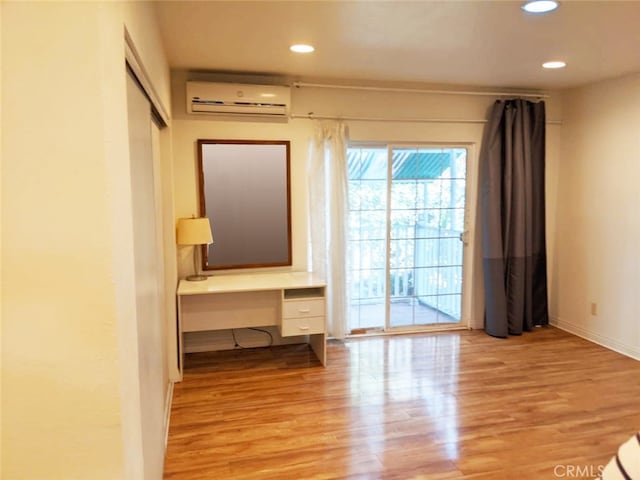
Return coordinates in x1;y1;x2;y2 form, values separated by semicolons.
155;1;640;90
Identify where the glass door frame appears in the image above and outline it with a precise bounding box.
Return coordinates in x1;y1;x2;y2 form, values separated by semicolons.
347;141;478;334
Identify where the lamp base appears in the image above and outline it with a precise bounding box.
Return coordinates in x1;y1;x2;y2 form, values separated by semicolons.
186;274;208;282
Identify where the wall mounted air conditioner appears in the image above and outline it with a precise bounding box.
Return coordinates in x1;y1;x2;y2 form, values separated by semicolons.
186;82;291;117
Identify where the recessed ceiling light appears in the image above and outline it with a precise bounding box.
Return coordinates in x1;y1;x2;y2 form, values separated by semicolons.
290;44;315;54
542;61;567;69
522;1;559;13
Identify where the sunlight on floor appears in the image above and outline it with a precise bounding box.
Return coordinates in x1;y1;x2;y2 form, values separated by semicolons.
346;333;461;474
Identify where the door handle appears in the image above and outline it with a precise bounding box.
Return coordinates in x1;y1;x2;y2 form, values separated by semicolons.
459;230;469;245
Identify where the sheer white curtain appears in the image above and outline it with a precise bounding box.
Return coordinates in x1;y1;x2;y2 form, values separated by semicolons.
308;121;349;339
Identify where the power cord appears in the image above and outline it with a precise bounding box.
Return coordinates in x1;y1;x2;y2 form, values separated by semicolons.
231;328;274;348
249;327;274;346
231;329;241;348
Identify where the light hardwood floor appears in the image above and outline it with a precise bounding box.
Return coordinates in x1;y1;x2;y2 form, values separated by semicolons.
164;327;640;479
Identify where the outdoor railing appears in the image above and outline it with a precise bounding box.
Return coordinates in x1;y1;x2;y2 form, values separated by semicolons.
349;223;462;322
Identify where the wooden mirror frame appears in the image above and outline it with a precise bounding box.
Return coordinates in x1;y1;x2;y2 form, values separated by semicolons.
197;139;292;271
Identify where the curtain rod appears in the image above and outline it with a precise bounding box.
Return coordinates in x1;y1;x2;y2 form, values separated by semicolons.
290;113;562;125
292;81;550;99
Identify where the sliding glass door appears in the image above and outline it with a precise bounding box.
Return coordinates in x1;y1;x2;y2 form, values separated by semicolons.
347;145;469;333
348;147;388;332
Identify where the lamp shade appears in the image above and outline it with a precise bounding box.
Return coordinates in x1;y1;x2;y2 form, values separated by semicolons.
177;217;213;245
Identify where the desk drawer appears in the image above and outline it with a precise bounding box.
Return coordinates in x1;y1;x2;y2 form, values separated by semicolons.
281;315;325;337
282;299;325;318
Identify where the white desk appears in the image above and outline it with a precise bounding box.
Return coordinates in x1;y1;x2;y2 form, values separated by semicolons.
175;272;327;380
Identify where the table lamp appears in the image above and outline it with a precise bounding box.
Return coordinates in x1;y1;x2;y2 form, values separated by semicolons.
177;217;213;281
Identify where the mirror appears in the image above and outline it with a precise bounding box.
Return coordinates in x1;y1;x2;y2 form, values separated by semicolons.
197;139;291;270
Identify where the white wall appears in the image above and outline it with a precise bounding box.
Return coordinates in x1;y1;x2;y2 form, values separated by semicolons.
172;70;562;350
0;3;4;473
1;2;172;478
550;72;640;359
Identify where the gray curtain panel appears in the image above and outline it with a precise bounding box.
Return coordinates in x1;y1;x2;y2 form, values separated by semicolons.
480;99;549;337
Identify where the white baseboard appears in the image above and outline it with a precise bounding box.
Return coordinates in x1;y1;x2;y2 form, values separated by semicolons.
551;316;640;361
163;380;174;450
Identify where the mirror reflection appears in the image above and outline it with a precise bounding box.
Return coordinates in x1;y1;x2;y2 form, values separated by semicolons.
197;139;291;270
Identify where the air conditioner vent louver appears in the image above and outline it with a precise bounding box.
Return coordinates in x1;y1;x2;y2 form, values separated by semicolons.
186;82;290;118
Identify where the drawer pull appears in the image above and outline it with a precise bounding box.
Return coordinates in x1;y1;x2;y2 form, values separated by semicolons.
299;326;310;330
298;308;311;313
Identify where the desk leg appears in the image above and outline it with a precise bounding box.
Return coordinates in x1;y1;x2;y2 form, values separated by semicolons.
173;295;184;382
309;333;327;366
